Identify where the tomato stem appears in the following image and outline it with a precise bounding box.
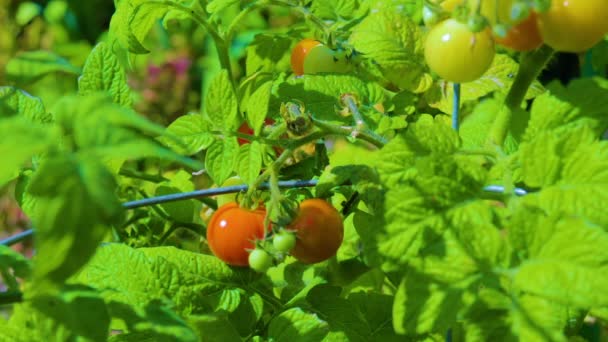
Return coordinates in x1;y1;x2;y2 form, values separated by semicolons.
311;117;387;148
487;44;554;147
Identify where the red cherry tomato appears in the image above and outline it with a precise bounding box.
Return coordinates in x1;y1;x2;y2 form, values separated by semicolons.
206;202;267;266
290;39;323;76
288;199;344;264
237;118;276;145
494;12;543;52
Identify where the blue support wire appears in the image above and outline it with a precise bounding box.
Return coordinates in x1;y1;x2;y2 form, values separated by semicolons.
0;181;528;247
452;83;461;131
0;180;317;246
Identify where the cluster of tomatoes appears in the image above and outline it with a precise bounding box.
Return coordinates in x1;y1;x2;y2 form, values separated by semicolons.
205;196;344;272
424;0;608;83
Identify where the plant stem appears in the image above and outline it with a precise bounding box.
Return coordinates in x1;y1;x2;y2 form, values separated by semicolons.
311;118;387;148
119;168;168;183
487;45;554;147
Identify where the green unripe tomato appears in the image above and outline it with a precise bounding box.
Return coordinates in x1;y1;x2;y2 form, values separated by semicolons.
273;231;296;253
424;18;495;83
248;248;273;272
302;45;352;75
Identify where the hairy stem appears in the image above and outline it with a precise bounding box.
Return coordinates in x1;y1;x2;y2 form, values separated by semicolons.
487;45;554;147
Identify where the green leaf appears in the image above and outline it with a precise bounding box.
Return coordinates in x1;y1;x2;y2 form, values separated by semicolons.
187;314;242;342
268;307;330;342
73;245;252;316
392;269;474;335
108;299;198;342
155;186;196;223
30;286;111;342
5;50;80;84
53;93;202;170
426;54;545;114
0;116;59;186
0;245;32;290
512;216;608;309
277;74;386;122
161;114;214;155
0;86;51;123
78;42;133;107
245;34;292;75
306;284;371;342
237;141;263;185
311;0;358;20
524;77;608;140
206;70;238;131
206;0;239;14
205;138;239;185
28;155;123;286
509;295;568;342
349;8;431;93
246;80;272;134
348;291;402;341
518;124;608;225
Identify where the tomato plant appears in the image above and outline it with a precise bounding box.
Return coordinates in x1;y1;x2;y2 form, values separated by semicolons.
536;0;608;52
206;202;267;266
288;199;344;264
424;18;495;83
3;1;608;341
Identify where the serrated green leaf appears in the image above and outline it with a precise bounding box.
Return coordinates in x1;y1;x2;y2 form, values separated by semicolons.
0;245;32;290
524;77;608;140
73;245;252;316
187;313;242;342
28;156;123;286
306;284;371;342
347;291;401;341
5;50;80;84
237;142;263;185
426;54;545;114
30;286;111;342
161;114;214;155
349;8;431;93
510;295;568;342
0;116;59;186
518;124;608;225
206;0;239;14
0;86;51;123
205;138;239;185
108;299;198;342
246;80;272;134
53;93;202;170
311;0;358;20
206;70;238;130
127;3;169;54
78;42;133;107
392;270;474;335
245;34;292;75
268;307;330;342
277;74;385;122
